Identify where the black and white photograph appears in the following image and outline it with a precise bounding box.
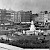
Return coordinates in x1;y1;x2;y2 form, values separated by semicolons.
0;0;50;50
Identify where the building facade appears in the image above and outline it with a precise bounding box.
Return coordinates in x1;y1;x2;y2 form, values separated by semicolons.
0;9;18;23
16;10;32;23
0;9;33;23
35;11;49;23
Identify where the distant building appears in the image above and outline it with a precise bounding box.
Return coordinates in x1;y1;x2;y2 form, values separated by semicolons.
14;12;18;23
16;10;32;23
32;14;38;22
35;12;44;22
0;9;33;23
10;10;15;22
0;9;2;23
0;9;18;23
5;10;11;22
47;13;50;22
35;11;50;23
0;9;7;23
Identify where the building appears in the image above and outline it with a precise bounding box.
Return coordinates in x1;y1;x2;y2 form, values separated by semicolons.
35;11;49;23
0;9;18;23
0;9;2;23
4;10;11;23
32;14;38;22
0;9;7;23
48;12;50;22
8;10;18;23
16;10;32;23
0;9;33;24
10;10;15;22
35;13;44;22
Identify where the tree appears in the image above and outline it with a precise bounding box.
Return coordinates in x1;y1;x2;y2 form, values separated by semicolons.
44;11;48;14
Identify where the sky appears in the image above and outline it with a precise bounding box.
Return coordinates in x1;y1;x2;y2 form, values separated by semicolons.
0;0;50;13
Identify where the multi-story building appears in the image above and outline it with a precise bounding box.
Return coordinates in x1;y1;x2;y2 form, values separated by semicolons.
0;9;18;23
32;14;38;22
0;9;2;20
0;9;2;23
0;9;7;23
10;10;15;22
0;9;33;23
48;13;50;22
14;12;18;23
35;11;49;23
16;10;32;23
0;9;11;23
10;10;18;23
6;10;11;20
35;13;44;22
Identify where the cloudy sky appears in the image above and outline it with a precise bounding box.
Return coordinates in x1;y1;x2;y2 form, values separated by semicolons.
0;0;50;13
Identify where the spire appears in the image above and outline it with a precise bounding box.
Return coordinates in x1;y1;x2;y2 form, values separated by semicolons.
31;20;34;25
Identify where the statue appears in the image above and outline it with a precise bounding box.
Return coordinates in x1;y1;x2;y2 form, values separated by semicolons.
30;20;36;31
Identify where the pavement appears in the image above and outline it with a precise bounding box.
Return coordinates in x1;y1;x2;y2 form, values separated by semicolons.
0;43;23;50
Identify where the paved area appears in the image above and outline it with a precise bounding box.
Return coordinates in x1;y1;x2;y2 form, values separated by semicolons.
0;43;23;50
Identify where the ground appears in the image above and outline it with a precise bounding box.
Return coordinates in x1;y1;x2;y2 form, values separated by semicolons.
0;34;50;49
